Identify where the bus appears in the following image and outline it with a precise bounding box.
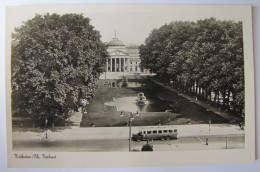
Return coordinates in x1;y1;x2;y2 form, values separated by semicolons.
131;127;178;141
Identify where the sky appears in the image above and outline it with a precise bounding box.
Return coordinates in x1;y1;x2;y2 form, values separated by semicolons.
6;4;245;45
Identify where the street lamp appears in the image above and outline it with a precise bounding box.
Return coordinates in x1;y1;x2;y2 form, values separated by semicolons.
120;110;139;152
45;119;48;139
209;120;211;134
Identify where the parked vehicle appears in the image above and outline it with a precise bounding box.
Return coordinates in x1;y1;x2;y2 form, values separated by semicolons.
132;127;178;141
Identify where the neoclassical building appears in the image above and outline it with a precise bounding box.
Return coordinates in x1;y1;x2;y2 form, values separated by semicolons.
106;36;141;73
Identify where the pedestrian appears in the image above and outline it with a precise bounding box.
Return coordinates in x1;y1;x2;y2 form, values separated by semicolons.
240;122;244;130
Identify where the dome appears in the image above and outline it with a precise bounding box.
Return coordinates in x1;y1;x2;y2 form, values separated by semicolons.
107;38;125;46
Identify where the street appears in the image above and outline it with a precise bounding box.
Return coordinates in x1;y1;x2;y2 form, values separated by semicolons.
12;124;245;152
13;135;244;152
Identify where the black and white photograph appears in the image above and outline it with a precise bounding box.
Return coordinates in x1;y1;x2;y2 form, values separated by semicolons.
5;4;255;168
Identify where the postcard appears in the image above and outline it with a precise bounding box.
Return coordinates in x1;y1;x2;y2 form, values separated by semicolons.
5;4;255;167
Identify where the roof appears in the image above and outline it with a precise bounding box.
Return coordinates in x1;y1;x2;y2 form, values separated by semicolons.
126;48;139;54
107;38;125;46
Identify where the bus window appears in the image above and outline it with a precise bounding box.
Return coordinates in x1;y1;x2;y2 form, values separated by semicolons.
163;130;168;133
169;130;173;133
143;131;146;134
158;130;162;133
153;130;157;134
147;131;151;134
174;129;177;132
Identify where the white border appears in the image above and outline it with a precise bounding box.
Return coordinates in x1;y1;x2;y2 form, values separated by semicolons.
1;1;254;171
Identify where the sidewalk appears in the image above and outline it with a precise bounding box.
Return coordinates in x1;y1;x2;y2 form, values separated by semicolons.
12;124;244;141
151;79;240;123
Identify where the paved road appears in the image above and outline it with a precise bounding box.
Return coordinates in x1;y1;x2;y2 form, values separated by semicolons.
13;135;244;152
12;124;244;152
13;124;244;140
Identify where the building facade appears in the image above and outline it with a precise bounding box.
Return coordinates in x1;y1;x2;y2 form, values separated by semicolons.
106;37;141;73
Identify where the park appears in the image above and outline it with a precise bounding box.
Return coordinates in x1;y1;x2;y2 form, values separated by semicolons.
79;75;231;127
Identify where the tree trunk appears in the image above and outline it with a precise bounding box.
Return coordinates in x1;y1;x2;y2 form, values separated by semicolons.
214;91;217;104
222;90;226;107
203;89;206;100
232;92;236;109
217;91;220;106
227;90;230;108
193;82;195;94
195;82;198;96
209;90;212;102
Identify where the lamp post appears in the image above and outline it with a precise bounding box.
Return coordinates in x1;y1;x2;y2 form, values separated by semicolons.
209;120;211;134
45;119;48;139
120;110;139;152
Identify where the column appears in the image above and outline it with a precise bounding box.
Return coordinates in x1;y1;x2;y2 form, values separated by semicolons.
110;58;112;72
119;58;121;72
106;59;108;72
123;58;125;72
125;58;127;72
114;58;117;72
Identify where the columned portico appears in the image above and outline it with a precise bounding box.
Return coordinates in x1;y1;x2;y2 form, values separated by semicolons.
107;57;128;72
105;36;141;73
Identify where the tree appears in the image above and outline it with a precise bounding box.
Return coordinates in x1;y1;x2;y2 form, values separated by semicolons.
140;21;196;82
140;18;244;117
11;13;108;126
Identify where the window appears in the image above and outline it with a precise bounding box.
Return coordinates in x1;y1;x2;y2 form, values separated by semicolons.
174;129;177;132
163;130;168;133
153;130;157;134
169;130;173;133
158;130;162;133
143;131;146;134
147;131;151;134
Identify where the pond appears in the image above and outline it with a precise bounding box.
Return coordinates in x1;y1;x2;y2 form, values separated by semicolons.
122;82;143;88
104;96;175;113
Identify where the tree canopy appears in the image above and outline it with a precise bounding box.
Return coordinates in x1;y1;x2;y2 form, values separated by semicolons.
140;18;244;117
11;13;108;126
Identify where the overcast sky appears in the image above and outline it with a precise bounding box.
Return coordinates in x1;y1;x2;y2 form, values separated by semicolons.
6;4;245;45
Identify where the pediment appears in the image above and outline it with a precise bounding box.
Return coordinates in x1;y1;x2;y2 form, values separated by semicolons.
110;50;129;56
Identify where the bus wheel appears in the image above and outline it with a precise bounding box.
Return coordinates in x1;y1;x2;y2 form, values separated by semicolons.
166;136;171;140
161;136;165;141
137;137;142;142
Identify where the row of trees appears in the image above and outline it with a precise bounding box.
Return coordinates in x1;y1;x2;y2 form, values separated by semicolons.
11;13;108;127
140;18;244;117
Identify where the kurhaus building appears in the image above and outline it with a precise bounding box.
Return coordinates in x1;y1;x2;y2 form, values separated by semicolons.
106;36;141;73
